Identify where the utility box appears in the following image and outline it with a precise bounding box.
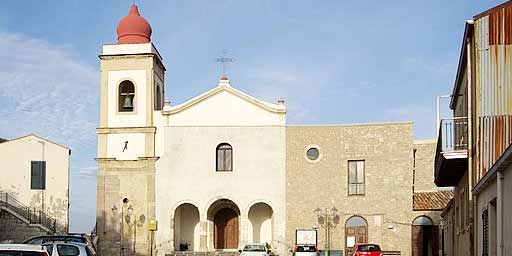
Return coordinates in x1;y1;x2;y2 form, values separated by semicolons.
148;219;158;231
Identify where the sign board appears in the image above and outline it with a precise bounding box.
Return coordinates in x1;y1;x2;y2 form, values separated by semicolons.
296;229;317;245
346;236;355;247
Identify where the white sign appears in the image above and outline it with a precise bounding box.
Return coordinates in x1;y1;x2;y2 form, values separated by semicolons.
296;229;317;245
346;236;355;247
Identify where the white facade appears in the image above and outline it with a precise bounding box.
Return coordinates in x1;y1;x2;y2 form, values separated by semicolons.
155;79;287;254
0;134;70;232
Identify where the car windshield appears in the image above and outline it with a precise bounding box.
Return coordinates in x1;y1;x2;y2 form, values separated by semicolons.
357;244;381;252
0;251;47;256
243;245;266;252
296;245;316;252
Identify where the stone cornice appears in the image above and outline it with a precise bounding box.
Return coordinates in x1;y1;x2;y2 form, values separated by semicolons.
97;126;156;134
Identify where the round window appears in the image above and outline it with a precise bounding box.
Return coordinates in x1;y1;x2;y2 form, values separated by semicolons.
306;148;320;161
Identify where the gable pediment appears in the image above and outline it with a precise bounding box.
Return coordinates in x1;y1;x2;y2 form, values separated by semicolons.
162;81;286;126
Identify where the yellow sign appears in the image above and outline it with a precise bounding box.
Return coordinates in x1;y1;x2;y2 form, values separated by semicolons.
148;219;158;231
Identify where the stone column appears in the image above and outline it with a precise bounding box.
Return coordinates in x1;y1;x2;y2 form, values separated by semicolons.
240;212;249;248
199;214;208;252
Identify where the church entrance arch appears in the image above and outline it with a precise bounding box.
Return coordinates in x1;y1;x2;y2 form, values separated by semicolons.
173;203;200;251
207;199;240;249
248;203;273;244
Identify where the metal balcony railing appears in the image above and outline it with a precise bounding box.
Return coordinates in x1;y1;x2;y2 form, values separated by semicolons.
0;192;56;233
438;117;468;152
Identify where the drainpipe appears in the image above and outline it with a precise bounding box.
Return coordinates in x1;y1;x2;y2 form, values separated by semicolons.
497;171;504;256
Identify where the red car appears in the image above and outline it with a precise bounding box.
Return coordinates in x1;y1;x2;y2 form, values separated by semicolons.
351;243;382;256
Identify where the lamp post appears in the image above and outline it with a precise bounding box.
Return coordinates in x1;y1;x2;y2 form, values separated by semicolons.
314;207;340;256
112;198;130;256
125;205;146;255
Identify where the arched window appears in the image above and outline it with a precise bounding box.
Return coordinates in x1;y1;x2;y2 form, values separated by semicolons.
216;143;232;171
119;80;135;112
155;84;162;110
345;216;368;256
412;216;434;226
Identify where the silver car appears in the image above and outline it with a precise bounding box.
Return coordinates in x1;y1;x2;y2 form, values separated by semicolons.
0;244;49;256
42;242;95;256
239;243;273;256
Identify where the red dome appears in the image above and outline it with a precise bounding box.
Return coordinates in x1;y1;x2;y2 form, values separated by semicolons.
116;4;152;44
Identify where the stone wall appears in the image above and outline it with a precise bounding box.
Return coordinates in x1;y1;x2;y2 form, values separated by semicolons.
286;122;416;256
413;140;437;192
96;158;156;256
0;209;49;243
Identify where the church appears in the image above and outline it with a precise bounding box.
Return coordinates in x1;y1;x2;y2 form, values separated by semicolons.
96;5;450;256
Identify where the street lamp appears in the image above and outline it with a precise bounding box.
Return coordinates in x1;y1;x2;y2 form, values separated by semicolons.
112;198;130;256
125;205;146;255
314;207;340;256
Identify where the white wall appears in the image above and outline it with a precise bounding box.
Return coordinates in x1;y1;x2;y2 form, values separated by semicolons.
167;90;285;126
0;135;70;231
155;126;286;252
106;133;146;160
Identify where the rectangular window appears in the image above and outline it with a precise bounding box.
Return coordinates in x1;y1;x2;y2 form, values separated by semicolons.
31;161;46;190
348;160;365;195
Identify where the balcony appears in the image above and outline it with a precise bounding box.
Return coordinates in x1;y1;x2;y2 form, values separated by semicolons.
434;117;468;187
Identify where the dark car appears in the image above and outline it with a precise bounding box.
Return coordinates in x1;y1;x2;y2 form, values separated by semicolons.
292;244;319;256
352;243;382;256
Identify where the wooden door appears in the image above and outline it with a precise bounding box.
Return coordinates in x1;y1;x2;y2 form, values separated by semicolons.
412;226;439;256
345;226;367;256
214;208;239;249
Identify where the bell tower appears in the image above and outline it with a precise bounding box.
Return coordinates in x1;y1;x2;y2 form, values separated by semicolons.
96;4;164;256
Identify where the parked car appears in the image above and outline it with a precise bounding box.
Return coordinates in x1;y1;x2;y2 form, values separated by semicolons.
239;243;273;256
351;243;382;256
23;236;87;245
42;242;95;256
291;244;319;256
0;244;49;256
22;235;96;256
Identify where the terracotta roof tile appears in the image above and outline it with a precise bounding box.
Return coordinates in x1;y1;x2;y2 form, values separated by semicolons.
413;191;454;211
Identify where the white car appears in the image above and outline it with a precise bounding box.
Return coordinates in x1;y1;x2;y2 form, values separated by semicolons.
239;243;273;256
0;244;49;256
42;242;95;256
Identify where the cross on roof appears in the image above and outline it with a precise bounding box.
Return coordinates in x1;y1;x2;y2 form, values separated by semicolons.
216;50;234;76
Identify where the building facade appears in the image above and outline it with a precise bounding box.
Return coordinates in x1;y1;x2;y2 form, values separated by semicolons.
435;1;512;256
0;134;70;241
95;5;447;256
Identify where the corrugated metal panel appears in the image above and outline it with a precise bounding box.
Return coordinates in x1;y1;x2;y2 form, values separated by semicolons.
475;4;512;178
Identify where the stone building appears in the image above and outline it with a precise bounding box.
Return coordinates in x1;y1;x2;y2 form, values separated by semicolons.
0;134;71;242
95;5;448;256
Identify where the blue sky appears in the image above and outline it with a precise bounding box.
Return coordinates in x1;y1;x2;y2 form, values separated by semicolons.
0;1;503;232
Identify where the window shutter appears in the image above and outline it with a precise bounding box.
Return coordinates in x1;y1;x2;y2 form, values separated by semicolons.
31;161;46;190
31;161;39;189
41;161;46;190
